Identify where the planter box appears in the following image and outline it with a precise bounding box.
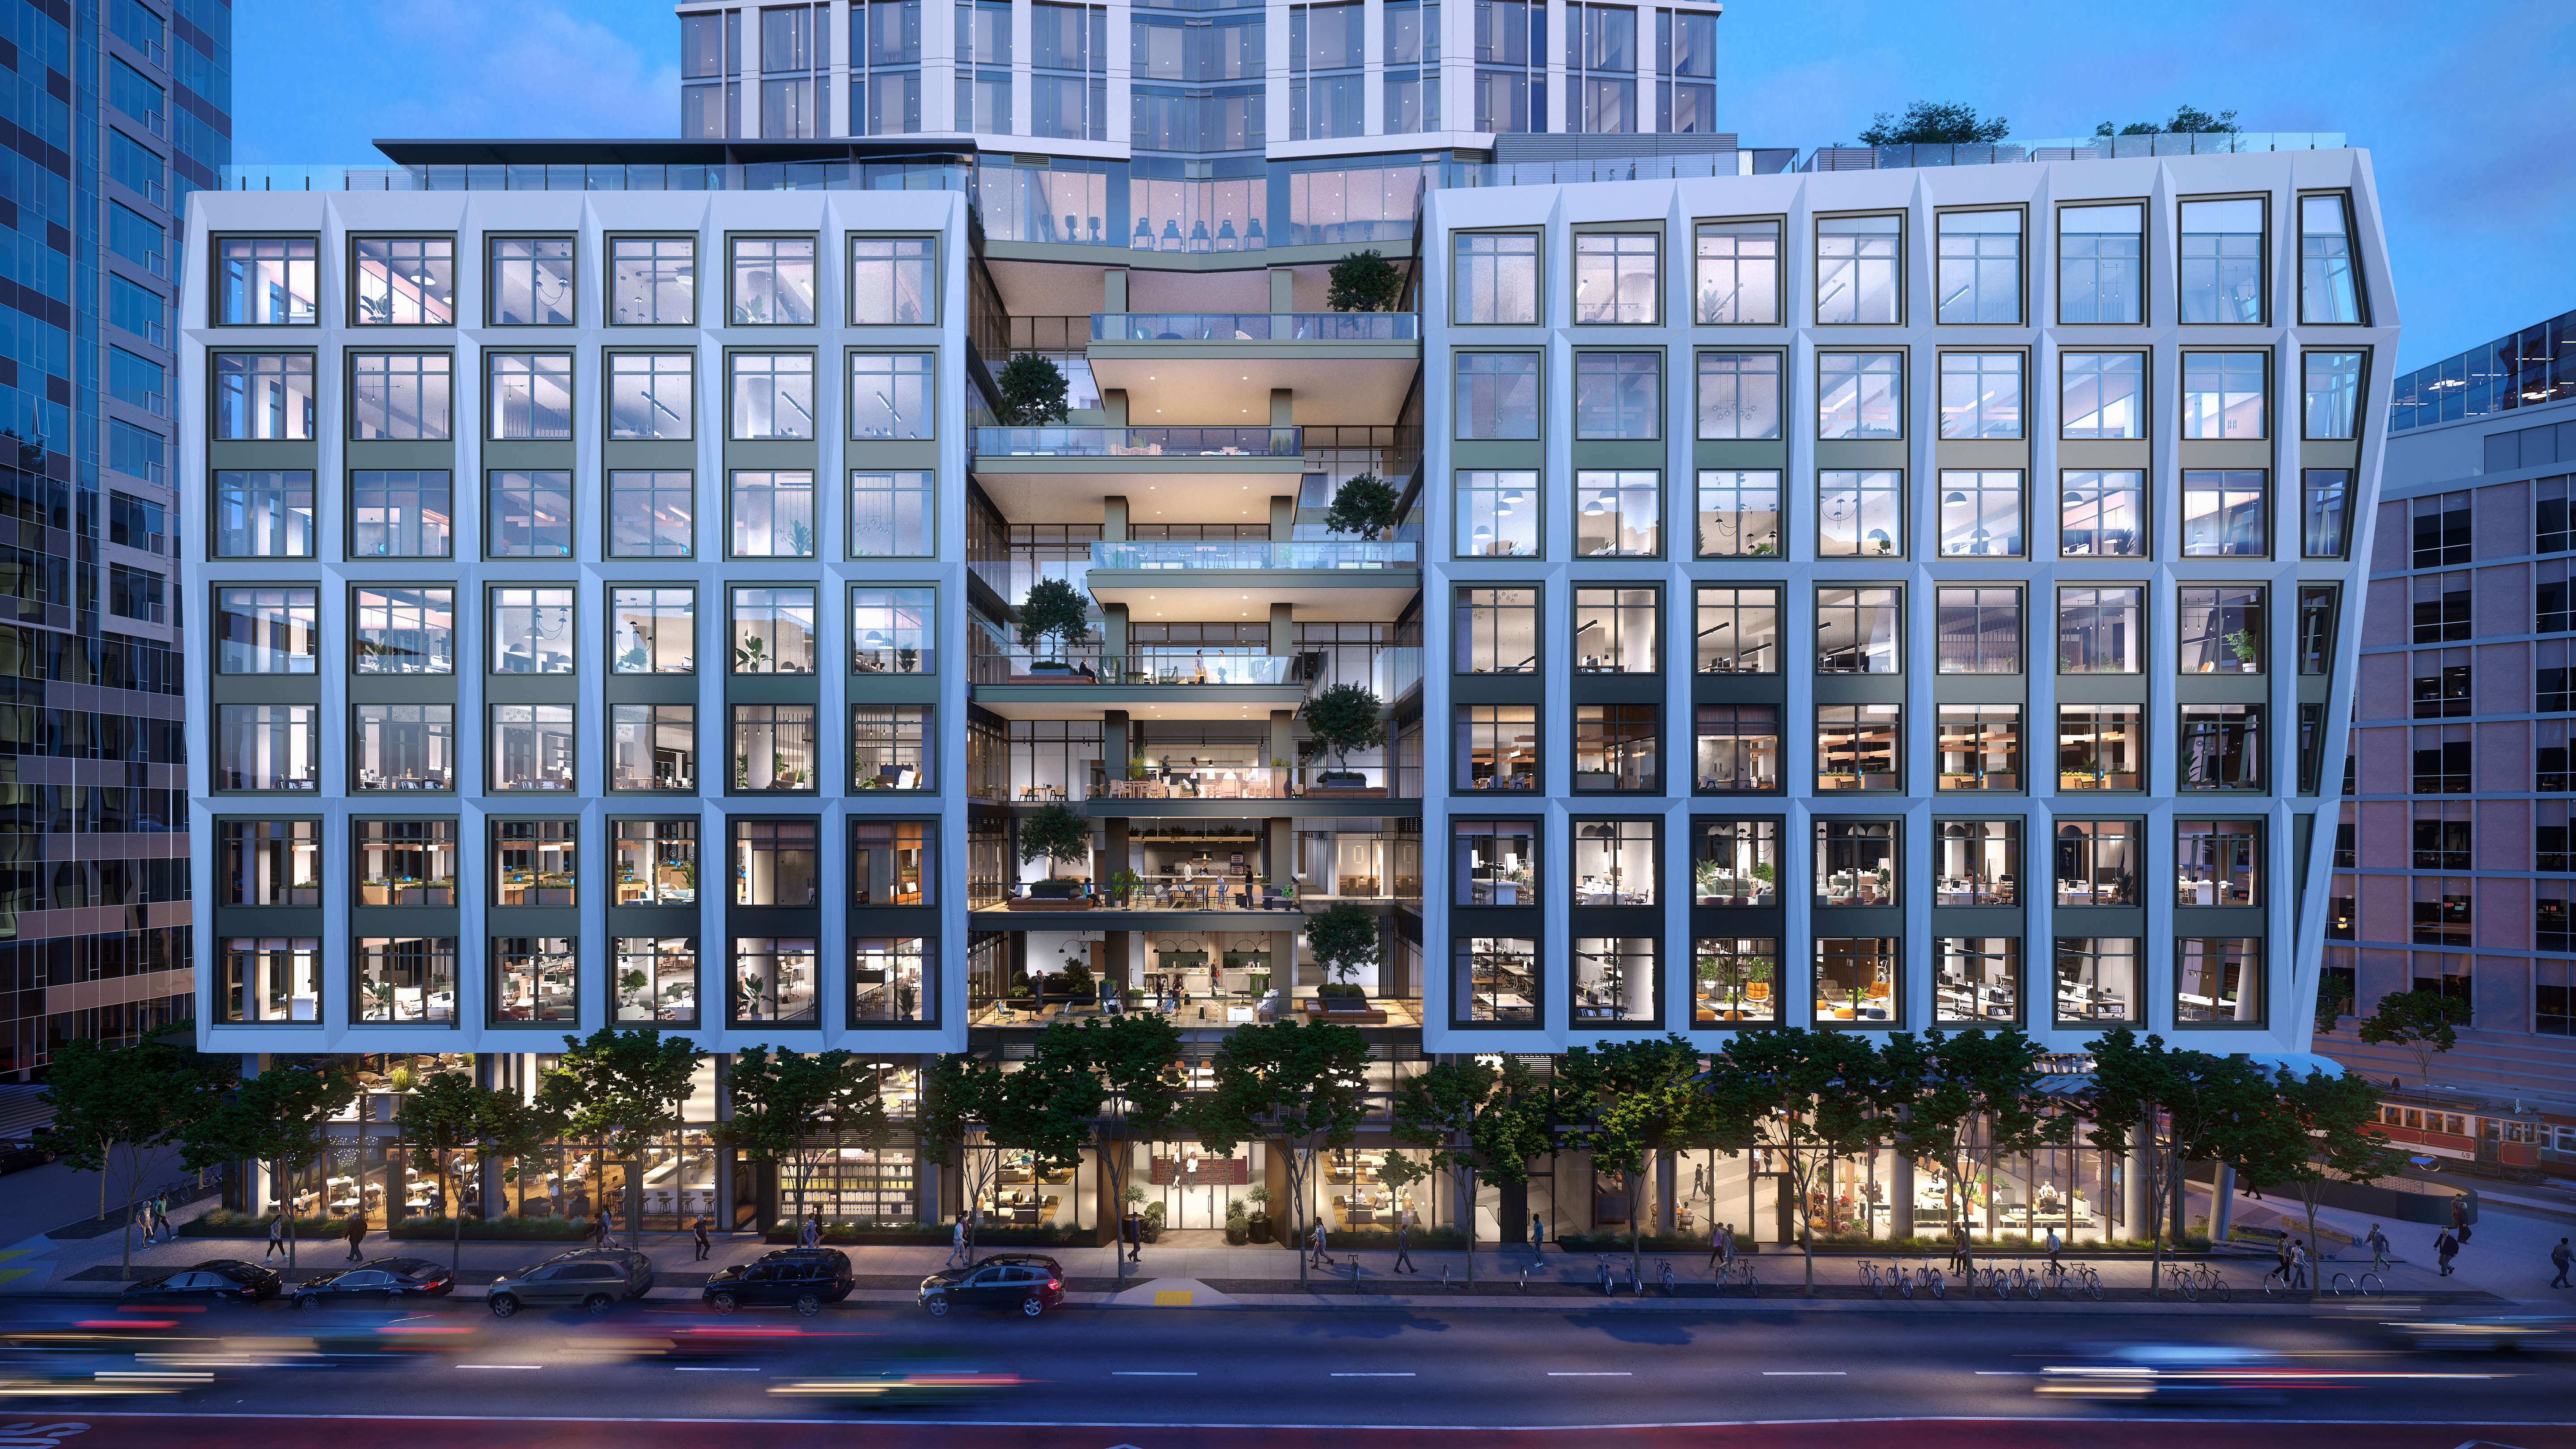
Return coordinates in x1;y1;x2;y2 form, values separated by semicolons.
1305;786;1388;798
1006;896;1091;911
1305;1001;1389;1024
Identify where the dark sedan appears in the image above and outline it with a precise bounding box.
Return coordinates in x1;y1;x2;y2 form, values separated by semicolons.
703;1247;854;1316
121;1259;282;1307
916;1254;1065;1318
292;1257;455;1310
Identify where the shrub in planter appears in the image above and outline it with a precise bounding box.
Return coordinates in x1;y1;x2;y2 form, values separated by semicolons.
1298;683;1385;786
1225;1200;1250;1246
183;1209;343;1240
390;1214;599;1242
1142;1201;1166;1243
1244;1184;1274;1243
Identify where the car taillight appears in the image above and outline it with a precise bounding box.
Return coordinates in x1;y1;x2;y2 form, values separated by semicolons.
1046;1279;1061;1290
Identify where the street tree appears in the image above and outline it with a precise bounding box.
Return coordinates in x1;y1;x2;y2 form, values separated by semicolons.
36;1022;229;1277
997;353;1072;426
2238;1067;2407;1301
1555;1035;1719;1279
2082;1028;2282;1296
1885;1028;2071;1282
1858;101;2009;146
1189;1018;1373;1286
1063;1013;1186;1288
1387;1056;1558;1285
2355;989;2474;1087
391;1073;563;1272
1323;473;1399;541
919;1043;1102;1259
182;1058;360;1272
716;1047;891;1230
535;1027;707;1241
1705;1029;1887;1295
918;1053;1006;1254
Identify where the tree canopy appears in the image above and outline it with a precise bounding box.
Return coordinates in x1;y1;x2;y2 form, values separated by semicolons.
1322;473;1400;541
2096;106;2240;137
1191;1018;1373;1285
997;353;1072;426
2355;989;2474;1086
1858;101;2008;146
1304;902;1381;988
39;1022;231;1274
1298;682;1385;771
1326;250;1406;312
1015;577;1091;661
1017;801;1093;879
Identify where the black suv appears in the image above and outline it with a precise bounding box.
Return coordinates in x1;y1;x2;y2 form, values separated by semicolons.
916;1254;1065;1318
485;1246;657;1317
703;1247;856;1316
122;1259;282;1308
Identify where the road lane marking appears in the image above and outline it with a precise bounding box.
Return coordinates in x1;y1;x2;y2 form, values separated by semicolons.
458;1364;542;1370
674;1367;761;1372
1975;1371;2038;1376
1548;1372;1631;1377
1330;1372;1415;1377
1113;1372;1198;1376
1763;1371;1845;1376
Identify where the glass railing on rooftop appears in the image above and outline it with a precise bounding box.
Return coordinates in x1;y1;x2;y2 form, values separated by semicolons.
973;649;1307;686
1090;540;1417;570
971;427;1300;458
1092;313;1416;341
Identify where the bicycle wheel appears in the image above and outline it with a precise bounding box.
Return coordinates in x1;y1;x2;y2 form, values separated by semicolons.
2178;1270;2199;1302
2208;1275;2230;1304
1926;1268;1945;1300
1897;1266;1915;1299
1662;1267;1676;1297
2025;1268;2043;1301
2084;1269;2102;1301
1742;1267;1758;1298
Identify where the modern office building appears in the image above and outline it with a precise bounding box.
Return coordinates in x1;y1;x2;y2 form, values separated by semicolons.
2318;304;2576;1168
181;120;2392;1238
0;0;223;1073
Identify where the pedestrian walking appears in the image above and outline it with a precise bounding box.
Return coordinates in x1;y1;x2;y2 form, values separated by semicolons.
2291;1238;2309;1290
343;1213;366;1262
264;1213;285;1263
1123;1207;1144;1263
801;1212;822;1249
1707;1221;1731;1270
693;1216;711;1262
1308;1219;1332;1268
2550;1237;2571;1289
946;1214;970;1267
2367;1223;2391;1272
1392;1219;1416;1274
150;1192;169;1243
595;1205;614;1248
1528;1212;1546;1269
1950;1223;1973;1276
2270;1234;2294;1289
2435;1228;2460;1276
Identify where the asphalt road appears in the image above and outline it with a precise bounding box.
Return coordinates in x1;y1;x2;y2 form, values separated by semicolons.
2;1297;2569;1442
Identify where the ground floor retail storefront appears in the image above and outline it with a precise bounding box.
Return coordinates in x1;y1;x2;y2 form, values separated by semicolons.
226;1051;2139;1246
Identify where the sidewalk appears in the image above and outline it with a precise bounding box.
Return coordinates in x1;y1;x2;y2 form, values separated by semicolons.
2197;1176;2576;1308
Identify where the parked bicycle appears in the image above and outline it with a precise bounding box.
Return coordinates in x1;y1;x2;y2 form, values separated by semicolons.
1894;1258;1944;1300
1715;1257;1758;1296
1658;1259;1676;1297
1858;1259;1888;1300
2162;1261;2231;1302
1595;1256;1614;1297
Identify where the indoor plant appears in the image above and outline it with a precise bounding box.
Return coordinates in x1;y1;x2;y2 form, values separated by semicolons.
1298;682;1385;790
1016;578;1091;673
1016;802;1093;902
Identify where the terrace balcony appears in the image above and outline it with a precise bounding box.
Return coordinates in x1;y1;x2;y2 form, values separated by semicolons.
1086;540;1419;625
968;427;1308;527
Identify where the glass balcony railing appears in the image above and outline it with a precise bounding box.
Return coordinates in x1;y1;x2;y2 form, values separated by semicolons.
1086;762;1406;799
971;426;1300;459
1092;313;1417;342
1090;540;1417;570
974;649;1308;686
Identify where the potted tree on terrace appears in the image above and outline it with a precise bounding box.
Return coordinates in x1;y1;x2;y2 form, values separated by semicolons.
1012;802;1094;909
1326;250;1406;313
1322;473;1399;542
1017;577;1092;677
998;354;1072;427
1304;903;1386;1022
1299;682;1385;797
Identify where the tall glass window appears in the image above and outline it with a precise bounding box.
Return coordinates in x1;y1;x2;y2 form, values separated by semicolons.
1815;215;1900;324
608;470;693;559
729;470;816;558
1695;470;1780;557
1573;705;1657;791
351;353;450;440
1818;353;1901;438
222;820;320;906
2060;352;2144;439
731;237;817;325
1937;470;2023;557
1934;587;2020;674
213;471;314;558
609;354;693;440
213;354;314;439
2178;198;2264;325
1692;705;1778;792
732;705;816;793
851;470;934;557
351;471;450;558
489;705;575;792
2180;470;2267;557
355;938;456;1026
2060;469;2144;557
2178;586;2265;675
355;587;453;674
1456;470;1537;557
1818;471;1902;558
1696;352;1781;439
1933;820;2017;906
853;705;934;790
1815;705;1899;790
2301;471;2352;558
353;237;453;326
1814;938;1898;1025
2057;203;2142;325
1456;705;1538;792
1574;353;1658;439
850;354;933;439
2057;587;2141;674
614;938;698;1025
730;354;816;440
2298;194;2361;325
1935;210;2021;324
1572;233;1657;324
2303;351;2363;439
1936;938;2021;1024
2058;707;2140;791
2055;822;2139;906
2181;704;2263;791
1455;353;1540;438
1573;471;1660;556
1454;234;1538;324
2175;938;2261;1023
221;938;321;1022
1455;587;1538;674
487;353;572;440
217;238;316;325
490;587;575;675
852;587;935;673
1571;587;1657;672
611;588;695;674
1453;819;1540;904
1939;353;2022;438
851;237;938;324
488;237;575;327
1936;705;2021;790
2055;938;2140;1024
610;705;695;791
1695;220;1779;324
490;937;578;1025
216;588;315;674
2182;351;2267;439
610;237;695;325
1695;937;1779;1025
487;469;573;558
1694;587;1778;675
731;587;817;674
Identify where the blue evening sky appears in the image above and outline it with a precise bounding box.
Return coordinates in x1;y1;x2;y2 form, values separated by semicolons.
235;0;2573;369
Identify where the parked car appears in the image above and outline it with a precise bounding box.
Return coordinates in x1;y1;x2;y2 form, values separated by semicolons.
704;1247;855;1316
485;1246;656;1318
0;1140;56;1176
292;1257;455;1310
916;1254;1065;1318
121;1259;282;1308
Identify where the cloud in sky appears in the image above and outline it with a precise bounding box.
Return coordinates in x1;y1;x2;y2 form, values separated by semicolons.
237;0;2576;366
